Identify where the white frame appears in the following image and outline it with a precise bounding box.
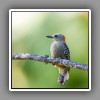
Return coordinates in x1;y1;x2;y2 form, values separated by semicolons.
9;9;91;91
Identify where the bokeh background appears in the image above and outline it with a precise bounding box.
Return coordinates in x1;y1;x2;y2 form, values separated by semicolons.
12;11;88;88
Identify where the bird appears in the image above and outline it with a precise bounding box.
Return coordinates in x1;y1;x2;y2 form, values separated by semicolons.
46;33;70;85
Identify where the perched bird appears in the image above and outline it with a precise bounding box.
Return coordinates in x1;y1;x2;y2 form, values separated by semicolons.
46;33;70;85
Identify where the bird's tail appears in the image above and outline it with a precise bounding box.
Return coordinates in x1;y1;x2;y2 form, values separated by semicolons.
64;70;69;81
58;68;69;85
55;64;70;85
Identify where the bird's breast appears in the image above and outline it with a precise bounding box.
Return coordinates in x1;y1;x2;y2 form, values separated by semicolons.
50;42;63;58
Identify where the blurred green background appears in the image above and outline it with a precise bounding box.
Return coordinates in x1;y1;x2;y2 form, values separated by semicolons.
12;11;88;88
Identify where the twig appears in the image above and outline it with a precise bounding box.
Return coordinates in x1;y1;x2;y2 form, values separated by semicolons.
12;53;88;71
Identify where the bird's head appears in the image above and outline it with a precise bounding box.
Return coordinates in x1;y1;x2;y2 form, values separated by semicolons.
46;33;66;42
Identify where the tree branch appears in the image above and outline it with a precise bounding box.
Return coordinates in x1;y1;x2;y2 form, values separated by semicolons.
12;53;88;71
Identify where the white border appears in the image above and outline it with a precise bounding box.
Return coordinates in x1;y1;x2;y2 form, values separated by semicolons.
9;9;91;91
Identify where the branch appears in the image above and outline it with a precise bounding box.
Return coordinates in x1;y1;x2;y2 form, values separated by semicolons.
12;53;88;71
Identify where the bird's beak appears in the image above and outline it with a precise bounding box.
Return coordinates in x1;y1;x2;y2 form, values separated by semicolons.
46;35;53;38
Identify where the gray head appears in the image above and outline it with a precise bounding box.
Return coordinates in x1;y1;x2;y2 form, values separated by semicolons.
46;33;66;42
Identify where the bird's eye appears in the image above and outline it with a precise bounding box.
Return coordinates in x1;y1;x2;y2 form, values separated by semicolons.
54;35;57;37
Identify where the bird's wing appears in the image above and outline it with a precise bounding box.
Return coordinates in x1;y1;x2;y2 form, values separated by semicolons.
63;43;70;60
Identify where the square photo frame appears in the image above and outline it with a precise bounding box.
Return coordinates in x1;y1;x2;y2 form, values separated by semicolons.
9;9;91;91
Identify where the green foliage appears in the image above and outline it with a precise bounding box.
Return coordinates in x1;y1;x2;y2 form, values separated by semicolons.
12;12;88;88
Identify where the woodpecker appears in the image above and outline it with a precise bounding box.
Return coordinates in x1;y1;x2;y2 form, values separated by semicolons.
46;33;70;85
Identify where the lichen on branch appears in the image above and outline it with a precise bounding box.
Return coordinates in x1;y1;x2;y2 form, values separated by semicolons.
12;53;88;71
